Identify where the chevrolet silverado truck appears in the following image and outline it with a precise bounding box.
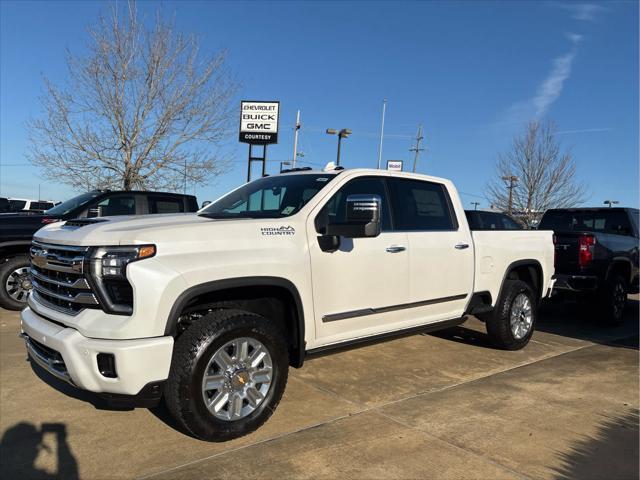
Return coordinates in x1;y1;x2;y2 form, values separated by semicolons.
0;190;198;310
539;207;639;324
20;167;554;441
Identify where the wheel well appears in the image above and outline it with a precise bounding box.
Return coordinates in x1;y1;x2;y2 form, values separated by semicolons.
170;284;304;368
0;244;31;261
505;262;542;299
608;261;631;285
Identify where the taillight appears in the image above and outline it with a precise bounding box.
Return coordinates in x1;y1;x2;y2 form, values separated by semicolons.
41;218;60;225
578;234;596;268
552;234;557;268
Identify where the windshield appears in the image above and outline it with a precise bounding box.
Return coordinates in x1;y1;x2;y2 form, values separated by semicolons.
200;174;336;219
45;191;103;216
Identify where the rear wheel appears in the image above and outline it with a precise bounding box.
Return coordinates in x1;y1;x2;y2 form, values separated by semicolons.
599;275;627;326
484;280;537;350
0;255;32;310
165;309;288;441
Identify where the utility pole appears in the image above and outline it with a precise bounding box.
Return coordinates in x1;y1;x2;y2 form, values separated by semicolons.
410;124;424;173
376;99;387;169
471;201;480;210
502;175;518;214
292;110;301;168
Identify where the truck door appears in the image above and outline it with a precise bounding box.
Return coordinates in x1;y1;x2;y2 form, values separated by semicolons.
307;176;410;347
387;177;474;325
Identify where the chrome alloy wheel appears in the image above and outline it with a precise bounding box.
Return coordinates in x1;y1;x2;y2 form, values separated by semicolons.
5;266;32;303
510;293;533;340
201;337;273;421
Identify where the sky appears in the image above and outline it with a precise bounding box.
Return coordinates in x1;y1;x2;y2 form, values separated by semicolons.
0;0;638;209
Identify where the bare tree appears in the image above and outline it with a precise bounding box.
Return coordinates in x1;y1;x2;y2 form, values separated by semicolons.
486;121;587;227
28;3;238;191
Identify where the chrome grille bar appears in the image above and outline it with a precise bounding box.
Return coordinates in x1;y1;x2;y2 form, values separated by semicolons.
30;268;90;289
29;242;99;315
31;279;98;305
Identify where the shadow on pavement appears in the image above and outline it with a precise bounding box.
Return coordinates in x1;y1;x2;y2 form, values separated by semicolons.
30;358;194;437
553;410;639;480
29;361;132;411
536;298;639;349
432;298;639;350
0;422;79;480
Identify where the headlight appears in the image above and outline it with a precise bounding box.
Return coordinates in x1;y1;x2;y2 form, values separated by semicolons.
89;245;156;315
93;245;156;279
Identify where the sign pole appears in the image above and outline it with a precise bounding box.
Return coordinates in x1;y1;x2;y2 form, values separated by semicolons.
240;100;280;182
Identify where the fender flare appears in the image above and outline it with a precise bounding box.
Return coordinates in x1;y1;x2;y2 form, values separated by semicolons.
605;257;634;284
165;276;306;367
497;259;544;303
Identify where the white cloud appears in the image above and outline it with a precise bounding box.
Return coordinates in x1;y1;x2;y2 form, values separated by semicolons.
566;32;583;44
504;33;581;121
531;50;576;118
554;2;607;22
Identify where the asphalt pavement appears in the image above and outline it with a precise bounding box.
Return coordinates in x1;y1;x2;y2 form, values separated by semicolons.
1;297;638;479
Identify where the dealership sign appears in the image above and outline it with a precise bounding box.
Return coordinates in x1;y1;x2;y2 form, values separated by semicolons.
239;101;280;145
387;160;403;172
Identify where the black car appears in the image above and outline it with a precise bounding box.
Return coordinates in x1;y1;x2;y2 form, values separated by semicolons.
0;190;199;310
538;207;640;324
465;210;523;230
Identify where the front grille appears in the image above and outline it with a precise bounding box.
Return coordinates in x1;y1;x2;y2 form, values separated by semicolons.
30;242;99;315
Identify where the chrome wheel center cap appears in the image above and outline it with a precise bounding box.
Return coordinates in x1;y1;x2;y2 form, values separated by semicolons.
230;369;250;391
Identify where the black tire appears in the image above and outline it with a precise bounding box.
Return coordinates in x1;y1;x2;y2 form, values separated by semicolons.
598;275;627;326
484;280;537;350
165;309;289;441
0;255;31;310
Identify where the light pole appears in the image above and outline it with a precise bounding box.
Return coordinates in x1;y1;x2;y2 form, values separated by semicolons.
471;201;480;210
326;128;352;166
604;200;619;208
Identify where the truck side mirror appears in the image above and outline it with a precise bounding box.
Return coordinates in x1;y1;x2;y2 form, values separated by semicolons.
201;201;211;208
325;194;382;239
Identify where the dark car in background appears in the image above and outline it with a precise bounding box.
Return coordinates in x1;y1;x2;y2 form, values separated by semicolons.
539;207;639;324
465;210;523;230
0;189;199;310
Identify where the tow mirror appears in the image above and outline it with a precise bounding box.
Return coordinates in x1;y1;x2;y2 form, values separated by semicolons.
325;194;381;239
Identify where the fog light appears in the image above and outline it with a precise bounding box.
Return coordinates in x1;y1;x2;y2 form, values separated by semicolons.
97;353;117;378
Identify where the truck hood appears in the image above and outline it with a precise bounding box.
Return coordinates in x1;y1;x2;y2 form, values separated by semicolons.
33;213;275;246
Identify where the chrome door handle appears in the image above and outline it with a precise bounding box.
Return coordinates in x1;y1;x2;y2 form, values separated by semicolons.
386;246;406;253
454;243;469;250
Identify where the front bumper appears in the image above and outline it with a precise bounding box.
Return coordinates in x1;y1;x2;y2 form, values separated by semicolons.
21;307;174;397
551;273;599;294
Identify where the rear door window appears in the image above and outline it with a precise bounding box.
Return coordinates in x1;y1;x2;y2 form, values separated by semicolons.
388;178;457;231
92;196;136;217
148;196;185;214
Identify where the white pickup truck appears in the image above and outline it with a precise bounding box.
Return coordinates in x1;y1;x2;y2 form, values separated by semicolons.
21;167;554;441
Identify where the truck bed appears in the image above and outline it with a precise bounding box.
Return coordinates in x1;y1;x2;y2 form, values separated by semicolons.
471;229;555;304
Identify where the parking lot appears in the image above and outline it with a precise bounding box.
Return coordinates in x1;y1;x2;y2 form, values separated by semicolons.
1;299;638;480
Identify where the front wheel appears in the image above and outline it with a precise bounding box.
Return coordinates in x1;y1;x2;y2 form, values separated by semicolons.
484;280;537;350
165;309;288;441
